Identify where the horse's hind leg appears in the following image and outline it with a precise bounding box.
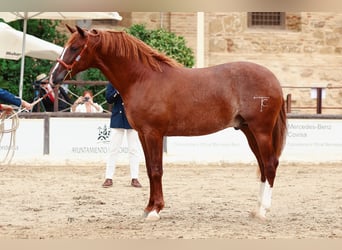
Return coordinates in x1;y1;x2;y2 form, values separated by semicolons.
240;126;264;176
241;123;279;219
252;129;279;219
240;126;270;219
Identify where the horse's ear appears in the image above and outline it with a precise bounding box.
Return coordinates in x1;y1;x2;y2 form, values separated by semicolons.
65;24;76;33
75;25;87;38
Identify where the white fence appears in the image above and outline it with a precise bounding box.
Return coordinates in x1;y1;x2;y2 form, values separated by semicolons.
1;116;342;166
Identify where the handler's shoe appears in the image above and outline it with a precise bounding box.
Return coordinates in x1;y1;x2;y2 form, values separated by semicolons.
131;178;142;188
102;178;113;188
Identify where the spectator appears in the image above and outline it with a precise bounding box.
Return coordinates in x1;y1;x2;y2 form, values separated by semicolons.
33;73;71;112
71;90;103;113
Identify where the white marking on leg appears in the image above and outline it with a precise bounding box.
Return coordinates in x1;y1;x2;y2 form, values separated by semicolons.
260;179;272;210
259;181;265;205
252;180;273;219
145;210;160;221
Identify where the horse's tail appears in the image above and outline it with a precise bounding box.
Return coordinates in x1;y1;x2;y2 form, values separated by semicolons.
273;99;287;158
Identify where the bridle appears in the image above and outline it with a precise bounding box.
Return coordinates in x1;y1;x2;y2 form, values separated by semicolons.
56;35;89;81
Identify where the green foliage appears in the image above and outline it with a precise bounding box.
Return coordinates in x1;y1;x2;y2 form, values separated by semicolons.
126;24;195;68
0;19;67;102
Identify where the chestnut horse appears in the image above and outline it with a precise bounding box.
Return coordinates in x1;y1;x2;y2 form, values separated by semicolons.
50;25;287;221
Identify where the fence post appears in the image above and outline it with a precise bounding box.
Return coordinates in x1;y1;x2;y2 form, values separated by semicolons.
163;136;167;153
43;114;50;155
53;86;59;112
316;88;322;114
286;93;292;113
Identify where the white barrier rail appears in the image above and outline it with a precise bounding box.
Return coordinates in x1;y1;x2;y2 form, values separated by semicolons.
1;114;342;166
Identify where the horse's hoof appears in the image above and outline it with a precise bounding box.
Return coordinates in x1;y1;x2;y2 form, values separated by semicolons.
145;210;160;221
250;210;267;222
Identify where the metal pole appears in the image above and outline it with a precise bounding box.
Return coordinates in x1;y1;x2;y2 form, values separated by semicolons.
160;12;164;29
196;12;205;68
19;13;28;99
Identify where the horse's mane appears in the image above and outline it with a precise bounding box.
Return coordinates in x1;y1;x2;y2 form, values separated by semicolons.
91;29;183;72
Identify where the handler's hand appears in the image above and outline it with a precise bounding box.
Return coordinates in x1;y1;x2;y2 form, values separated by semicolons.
0;104;14;114
21;100;33;111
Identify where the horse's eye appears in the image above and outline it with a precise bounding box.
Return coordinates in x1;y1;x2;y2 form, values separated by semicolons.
70;46;79;52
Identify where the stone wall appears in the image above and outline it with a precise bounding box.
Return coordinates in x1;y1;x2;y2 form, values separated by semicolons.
205;12;342;114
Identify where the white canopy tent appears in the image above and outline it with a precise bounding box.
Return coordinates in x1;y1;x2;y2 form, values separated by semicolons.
0;12;122;22
0;22;63;60
0;12;122;98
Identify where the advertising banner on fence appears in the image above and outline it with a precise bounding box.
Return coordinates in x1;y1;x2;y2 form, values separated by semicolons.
0;119;44;163
1;117;341;165
282;119;342;162
49;117;144;165
166;118;342;163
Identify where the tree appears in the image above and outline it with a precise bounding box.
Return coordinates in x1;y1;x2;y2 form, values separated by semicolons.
126;24;195;68
0;19;67;102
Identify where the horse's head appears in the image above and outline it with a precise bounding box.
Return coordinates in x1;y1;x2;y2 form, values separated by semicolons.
49;24;95;85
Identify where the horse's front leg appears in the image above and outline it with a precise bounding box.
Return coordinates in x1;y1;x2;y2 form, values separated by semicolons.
138;132;164;221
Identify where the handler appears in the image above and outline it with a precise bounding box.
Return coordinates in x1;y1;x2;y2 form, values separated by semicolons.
0;88;33;111
102;83;142;188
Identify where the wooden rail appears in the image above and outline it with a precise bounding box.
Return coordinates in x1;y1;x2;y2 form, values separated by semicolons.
33;81;342;115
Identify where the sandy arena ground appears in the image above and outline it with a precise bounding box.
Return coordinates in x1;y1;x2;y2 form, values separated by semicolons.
0;162;341;239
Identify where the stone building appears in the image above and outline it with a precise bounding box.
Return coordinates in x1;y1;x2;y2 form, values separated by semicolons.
64;12;342;114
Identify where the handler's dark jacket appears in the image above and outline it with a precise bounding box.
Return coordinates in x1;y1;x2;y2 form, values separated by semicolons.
0;88;22;107
106;83;132;129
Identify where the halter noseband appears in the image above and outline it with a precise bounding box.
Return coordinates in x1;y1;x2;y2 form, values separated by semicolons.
56;35;89;81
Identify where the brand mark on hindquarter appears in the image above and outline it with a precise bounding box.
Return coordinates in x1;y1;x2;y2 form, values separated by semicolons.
253;96;270;112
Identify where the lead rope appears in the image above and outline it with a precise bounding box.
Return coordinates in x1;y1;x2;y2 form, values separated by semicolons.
0;85;59;170
0;83;110;169
0;109;20;170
